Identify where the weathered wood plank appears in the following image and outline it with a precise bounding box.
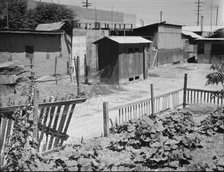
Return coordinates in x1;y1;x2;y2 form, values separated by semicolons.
0;118;7;158
0;98;86;113
53;103;70;148
39;97;53;145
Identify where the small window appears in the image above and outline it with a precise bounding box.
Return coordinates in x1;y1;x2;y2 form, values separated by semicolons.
198;43;204;54
129;77;134;81
128;48;133;53
134;48;139;53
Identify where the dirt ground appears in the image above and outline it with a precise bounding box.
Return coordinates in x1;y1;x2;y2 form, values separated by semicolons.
2;63;221;142
63;63;222;143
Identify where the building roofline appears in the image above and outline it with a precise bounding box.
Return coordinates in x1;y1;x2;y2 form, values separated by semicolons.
94;36;152;44
195;38;224;42
134;21;183;30
0;29;64;35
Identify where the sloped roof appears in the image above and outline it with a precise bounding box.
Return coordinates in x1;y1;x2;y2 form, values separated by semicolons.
182;30;203;39
183;25;224;32
134;21;182;31
36;22;65;31
196;38;224;41
94;36;152;44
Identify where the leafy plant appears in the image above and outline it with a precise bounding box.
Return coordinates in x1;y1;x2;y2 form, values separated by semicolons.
3;100;49;171
206;62;224;98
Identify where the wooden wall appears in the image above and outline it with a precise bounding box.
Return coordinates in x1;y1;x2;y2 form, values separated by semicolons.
118;44;147;84
97;39;119;84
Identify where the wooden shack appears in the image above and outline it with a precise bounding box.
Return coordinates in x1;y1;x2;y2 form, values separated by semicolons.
132;22;183;66
94;36;151;84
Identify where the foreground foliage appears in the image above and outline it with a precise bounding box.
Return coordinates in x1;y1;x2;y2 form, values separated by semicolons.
2;107;224;171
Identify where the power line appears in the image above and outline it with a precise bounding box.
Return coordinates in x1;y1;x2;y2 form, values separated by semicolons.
82;0;91;8
195;0;203;26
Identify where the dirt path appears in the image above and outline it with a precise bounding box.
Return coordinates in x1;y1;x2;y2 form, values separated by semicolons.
66;63;222;143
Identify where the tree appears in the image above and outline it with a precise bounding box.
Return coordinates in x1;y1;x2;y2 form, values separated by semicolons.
0;0;31;29
0;0;76;30
30;3;75;29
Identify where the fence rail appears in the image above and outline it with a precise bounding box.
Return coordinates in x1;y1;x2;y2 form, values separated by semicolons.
0;97;86;166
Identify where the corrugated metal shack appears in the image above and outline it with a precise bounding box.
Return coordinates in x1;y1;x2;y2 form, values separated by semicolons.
94;36;151;84
132;22;183;66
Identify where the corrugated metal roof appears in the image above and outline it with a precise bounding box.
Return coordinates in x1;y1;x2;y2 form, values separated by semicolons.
95;36;152;44
183;25;224;32
182;30;203;39
35;22;65;31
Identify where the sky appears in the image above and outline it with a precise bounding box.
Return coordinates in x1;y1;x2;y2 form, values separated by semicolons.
38;0;224;26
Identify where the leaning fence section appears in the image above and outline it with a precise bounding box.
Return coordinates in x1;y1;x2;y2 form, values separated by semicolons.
107;88;184;129
0;97;86;165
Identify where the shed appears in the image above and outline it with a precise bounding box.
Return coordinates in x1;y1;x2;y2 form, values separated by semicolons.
195;38;224;64
0;29;69;77
94;36;152;84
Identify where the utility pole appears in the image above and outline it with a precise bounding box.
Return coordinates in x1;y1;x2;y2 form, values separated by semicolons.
111;6;113;28
195;0;203;26
140;19;144;27
210;0;213;31
216;6;219;26
160;11;163;23
82;0;91;8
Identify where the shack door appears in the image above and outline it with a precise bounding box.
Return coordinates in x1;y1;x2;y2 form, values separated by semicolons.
128;48;135;81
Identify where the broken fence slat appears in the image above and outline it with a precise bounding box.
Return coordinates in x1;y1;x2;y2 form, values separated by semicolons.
53;104;70;148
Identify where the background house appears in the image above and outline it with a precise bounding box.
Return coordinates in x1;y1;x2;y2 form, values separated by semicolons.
0;29;69;77
94;36;151;84
132;22;184;67
182;30;203;62
36;22;110;78
195;38;224;64
183;25;224;37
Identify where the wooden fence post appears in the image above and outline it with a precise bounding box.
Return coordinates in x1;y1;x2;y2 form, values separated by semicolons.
76;56;80;96
103;102;109;137
150;84;155;116
84;54;89;84
33;88;39;140
183;73;188;108
54;56;58;85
